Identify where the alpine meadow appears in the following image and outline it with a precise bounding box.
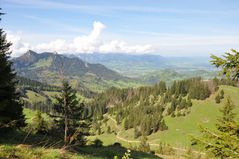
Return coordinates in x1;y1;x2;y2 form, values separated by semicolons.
0;1;239;159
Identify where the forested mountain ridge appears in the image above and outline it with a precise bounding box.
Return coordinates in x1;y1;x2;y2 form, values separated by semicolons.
13;50;140;92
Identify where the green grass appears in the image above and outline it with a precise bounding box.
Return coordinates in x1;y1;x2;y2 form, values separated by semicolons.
0;145;104;159
17;85;239;158
23;108;51;124
26;90;47;104
149;85;239;147
94;85;239;150
0;108;160;159
33;57;53;68
0;144;160;159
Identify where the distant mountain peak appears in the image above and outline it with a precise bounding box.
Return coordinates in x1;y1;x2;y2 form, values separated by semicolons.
26;50;37;55
12;50;128;91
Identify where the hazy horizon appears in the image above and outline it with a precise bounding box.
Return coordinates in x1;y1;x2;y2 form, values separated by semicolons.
14;49;214;58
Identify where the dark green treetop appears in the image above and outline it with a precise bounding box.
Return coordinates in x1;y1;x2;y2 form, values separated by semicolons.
0;10;25;131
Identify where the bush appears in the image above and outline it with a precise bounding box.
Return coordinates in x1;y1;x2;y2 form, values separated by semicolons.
113;142;122;147
215;94;221;104
27;111;49;134
138;136;150;153
93;138;103;147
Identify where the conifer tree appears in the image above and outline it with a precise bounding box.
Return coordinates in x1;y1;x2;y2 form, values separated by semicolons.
138;135;150;152
215;94;221;104
187;98;192;107
219;89;224;99
193;96;239;158
134;127;141;139
0;10;25;131
211;49;239;81
49;80;90;146
31;111;48;134
216;96;237;134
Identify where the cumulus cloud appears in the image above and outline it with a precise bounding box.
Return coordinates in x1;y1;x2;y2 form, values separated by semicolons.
70;21;106;53
99;40;152;53
6;32;30;57
35;39;67;52
7;21;153;57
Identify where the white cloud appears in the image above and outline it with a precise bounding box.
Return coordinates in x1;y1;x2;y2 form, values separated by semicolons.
8;21;239;57
7;21;153;56
6;32;30;57
99;40;152;54
69;22;106;53
34;39;67;52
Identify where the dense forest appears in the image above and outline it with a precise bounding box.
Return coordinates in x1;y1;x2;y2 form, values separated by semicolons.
89;77;213;137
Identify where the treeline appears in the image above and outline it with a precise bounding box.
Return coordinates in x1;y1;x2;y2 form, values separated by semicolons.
90;77;211;137
23;100;53;114
19;76;212;137
212;77;238;88
17;76;95;98
17;76;61;91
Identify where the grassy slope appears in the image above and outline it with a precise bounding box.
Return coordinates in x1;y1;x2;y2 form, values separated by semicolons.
0;112;159;159
0;145;96;159
15;85;238;158
151;85;239;147
12;97;159;159
25;90;47;103
0;144;160;159
94;85;239;150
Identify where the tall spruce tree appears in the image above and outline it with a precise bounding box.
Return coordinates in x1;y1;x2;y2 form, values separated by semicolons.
49;80;90;146
0;10;25;131
193;96;239;158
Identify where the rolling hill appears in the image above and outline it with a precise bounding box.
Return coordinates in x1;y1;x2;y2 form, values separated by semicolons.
89;85;239;158
13;50;141;92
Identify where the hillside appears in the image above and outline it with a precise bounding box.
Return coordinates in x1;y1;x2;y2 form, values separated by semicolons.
141;69;217;85
13;50;141;92
15;74;239;158
88;85;239;158
0;145;160;159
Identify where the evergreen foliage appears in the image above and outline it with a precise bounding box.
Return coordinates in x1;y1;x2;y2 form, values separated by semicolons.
91;78;210;136
211;49;239;81
213;77;237;88
17;76;61;92
193;96;239;158
215;94;221;104
138;135;150;153
219;89;224;99
30;111;49;134
49;80;91;146
0;11;25;131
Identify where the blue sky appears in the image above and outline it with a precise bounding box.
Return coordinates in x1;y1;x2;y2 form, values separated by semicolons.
1;0;239;56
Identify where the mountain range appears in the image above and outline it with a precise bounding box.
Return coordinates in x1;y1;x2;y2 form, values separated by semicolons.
13;50;140;92
74;53;214;77
12;50;217;92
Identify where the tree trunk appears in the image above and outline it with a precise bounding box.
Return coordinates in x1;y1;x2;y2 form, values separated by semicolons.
64;115;68;144
64;95;68;145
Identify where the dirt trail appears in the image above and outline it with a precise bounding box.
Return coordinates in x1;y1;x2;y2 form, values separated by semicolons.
104;114;205;156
